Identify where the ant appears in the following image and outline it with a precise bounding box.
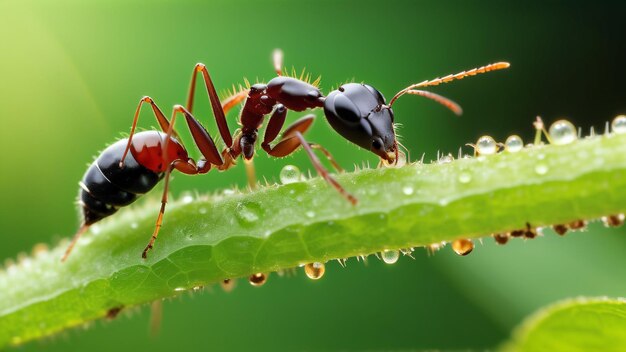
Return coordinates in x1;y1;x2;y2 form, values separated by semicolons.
62;49;509;261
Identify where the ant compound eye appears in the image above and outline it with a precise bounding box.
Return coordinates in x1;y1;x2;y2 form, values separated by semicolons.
372;139;383;150
333;94;361;123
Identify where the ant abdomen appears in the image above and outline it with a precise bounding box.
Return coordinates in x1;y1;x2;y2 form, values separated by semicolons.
79;132;168;225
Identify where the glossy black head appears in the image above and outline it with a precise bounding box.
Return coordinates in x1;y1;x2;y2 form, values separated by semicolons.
323;83;397;163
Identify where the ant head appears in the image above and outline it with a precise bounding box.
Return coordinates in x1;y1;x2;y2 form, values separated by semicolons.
323;83;398;164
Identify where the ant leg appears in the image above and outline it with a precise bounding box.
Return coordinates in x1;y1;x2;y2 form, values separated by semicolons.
120;96;183;167
309;144;344;173
142;158;200;259
186;63;234;149
293;132;357;205
164;105;225;166
262;112;343;173
262;116;355;204
221;88;249;115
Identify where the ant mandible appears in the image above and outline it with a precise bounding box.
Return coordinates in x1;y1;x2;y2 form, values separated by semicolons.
62;49;509;261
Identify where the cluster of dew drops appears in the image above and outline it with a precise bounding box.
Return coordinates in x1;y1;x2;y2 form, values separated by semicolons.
4;118;626;296
204;115;626;292
437;116;626;259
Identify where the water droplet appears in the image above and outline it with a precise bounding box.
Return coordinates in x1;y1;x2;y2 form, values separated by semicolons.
31;243;48;257
174;287;185;292
402;186;414;195
612;115;626;134
198;207;207;215
381;250;400;264
510;229;524;237
180;192;194;204
476;136;497;155
602;214;624;227
549;119;577;145
249;273;268;286
220;279;236;292
222;189;236;196
505;135;523;152
304;262;325;280
280;165;301;184
235;202;262;226
305;211;315;218
524;227;537;239
568;219;587;230
458;172;472;184
451;238;474;256
552;224;568;236
534;163;548;175
493;233;509;245
192;285;204;291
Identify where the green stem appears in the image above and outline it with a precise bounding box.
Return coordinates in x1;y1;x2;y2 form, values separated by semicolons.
2;133;626;347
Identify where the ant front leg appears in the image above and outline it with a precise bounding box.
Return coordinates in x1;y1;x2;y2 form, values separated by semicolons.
262;111;356;205
262;108;343;173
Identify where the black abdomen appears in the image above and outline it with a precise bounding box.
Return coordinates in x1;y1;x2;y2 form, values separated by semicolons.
79;138;163;225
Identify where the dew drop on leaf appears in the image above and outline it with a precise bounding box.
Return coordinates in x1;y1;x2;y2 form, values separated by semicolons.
451;238;474;256
458;172;472;184
304;262;325;280
235;202;262;226
476;136;497;155
549;119;577;145
493;233;509;245
602;214;624;227
220;279;236;292
180;191;194;204
402;186;414;195
249;273;268;286
280;165;301;184
505;135;523;152
535;163;549;175
381;249;400;264
612;115;626;134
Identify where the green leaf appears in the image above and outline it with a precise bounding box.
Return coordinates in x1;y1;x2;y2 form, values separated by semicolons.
2;132;626;348
500;297;626;352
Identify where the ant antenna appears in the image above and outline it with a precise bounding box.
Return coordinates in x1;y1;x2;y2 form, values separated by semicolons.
388;62;510;108
404;90;463;116
273;49;284;76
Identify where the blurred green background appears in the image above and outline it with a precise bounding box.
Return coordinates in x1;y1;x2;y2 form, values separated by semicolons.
1;0;626;350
